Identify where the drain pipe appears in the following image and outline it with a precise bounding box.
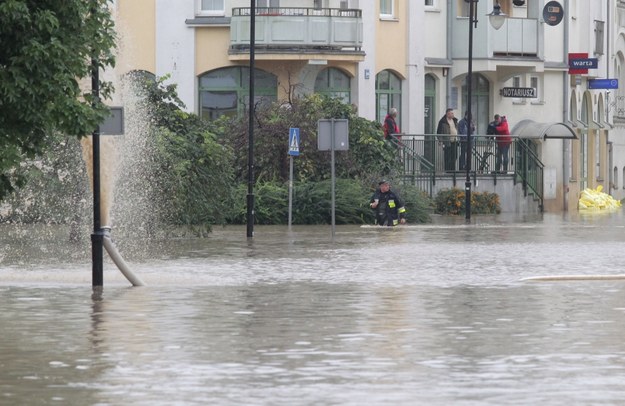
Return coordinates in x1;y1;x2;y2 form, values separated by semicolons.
562;0;570;211
446;0;453;107
102;228;146;287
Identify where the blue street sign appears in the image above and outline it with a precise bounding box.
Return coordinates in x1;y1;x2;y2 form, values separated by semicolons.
568;58;598;69
288;127;300;156
588;79;619;90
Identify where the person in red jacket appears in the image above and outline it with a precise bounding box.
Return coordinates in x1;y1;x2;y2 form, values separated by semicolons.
494;114;512;173
383;108;400;141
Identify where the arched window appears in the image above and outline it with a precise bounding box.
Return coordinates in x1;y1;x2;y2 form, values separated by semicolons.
314;68;351;103
376;70;402;124
614;166;619;190
198;67;277;120
461;73;489;134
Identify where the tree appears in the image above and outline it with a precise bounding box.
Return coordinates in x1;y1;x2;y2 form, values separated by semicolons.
0;0;115;200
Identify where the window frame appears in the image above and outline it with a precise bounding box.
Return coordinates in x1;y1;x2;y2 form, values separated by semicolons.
197;0;225;16
198;67;278;120
314;67;351;104
380;0;395;19
375;70;402;124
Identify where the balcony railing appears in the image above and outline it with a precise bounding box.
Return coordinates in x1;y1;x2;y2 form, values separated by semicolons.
452;17;539;59
491;17;539;56
230;7;363;52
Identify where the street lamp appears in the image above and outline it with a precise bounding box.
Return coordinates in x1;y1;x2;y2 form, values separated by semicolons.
464;0;506;222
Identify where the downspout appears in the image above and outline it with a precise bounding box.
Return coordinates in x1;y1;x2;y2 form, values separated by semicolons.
563;0;570;211
446;0;453;108
606;0;611;124
606;0;612;194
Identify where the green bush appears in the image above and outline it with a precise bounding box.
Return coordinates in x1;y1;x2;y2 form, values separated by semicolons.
227;179;433;225
222;94;400;186
435;188;501;215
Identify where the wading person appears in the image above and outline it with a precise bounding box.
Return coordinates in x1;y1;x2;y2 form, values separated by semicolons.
370;180;407;226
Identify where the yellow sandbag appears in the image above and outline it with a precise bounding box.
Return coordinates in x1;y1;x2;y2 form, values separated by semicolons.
578;186;621;212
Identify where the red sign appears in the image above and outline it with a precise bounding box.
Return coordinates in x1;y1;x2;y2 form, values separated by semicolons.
569;52;589;75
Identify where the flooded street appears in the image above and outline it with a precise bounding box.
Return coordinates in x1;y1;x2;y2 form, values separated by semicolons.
2;212;625;405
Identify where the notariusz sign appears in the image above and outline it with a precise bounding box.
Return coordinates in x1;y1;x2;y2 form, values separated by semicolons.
501;87;537;98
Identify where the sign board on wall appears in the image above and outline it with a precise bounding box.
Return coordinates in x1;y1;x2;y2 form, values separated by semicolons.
588;79;619;90
501;87;537;98
568;53;589;75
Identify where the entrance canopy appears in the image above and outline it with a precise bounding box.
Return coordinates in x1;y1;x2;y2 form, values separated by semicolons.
510;119;577;140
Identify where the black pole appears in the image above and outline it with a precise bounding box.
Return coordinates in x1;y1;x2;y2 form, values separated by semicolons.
246;0;256;238
465;0;476;222
90;2;103;287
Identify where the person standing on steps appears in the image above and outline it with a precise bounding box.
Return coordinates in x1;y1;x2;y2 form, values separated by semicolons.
383;107;400;141
457;111;475;171
436;108;459;172
493;114;512;173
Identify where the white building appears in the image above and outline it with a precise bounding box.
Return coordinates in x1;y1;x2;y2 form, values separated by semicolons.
112;0;621;212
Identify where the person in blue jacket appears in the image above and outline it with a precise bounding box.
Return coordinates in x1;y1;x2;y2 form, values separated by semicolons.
370;180;407;226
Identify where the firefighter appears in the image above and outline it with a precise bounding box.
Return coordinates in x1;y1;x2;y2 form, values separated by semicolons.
370;180;407;226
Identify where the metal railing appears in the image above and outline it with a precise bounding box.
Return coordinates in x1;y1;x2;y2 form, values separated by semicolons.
230;7;363;51
514;138;544;211
390;135;544;208
232;7;362;17
397;134;514;171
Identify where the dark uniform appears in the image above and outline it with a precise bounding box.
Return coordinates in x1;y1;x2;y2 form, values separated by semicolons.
370;183;407;226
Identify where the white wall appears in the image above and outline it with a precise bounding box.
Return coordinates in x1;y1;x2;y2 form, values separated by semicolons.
156;0;196;112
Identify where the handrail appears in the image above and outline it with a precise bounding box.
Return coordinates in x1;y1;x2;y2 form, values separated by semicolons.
388;135;435;171
514;138;544;211
232;7;362;18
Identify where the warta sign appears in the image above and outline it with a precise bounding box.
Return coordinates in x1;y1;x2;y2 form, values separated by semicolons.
501;87;537;98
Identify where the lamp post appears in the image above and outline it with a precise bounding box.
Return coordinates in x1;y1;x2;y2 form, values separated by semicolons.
90;0;103;287
247;0;256;238
465;0;505;222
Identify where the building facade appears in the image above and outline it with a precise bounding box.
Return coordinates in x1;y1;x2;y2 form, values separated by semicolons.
111;0;622;212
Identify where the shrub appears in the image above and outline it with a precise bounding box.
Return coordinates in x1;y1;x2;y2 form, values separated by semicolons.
227;179;433;225
435;188;500;215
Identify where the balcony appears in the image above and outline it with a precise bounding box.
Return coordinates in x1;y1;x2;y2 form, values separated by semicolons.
450;16;542;77
229;8;364;59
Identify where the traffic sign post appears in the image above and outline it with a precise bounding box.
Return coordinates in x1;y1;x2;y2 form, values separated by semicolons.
318;119;349;238
288;128;300;230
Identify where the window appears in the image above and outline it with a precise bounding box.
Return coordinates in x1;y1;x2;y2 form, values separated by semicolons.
340;0;349;9
380;0;394;18
425;0;435;6
315;68;351;103
529;76;540;102
199;67;277;120
376;70;402;124
424;74;437;134
461;73;489;134
594;20;605;55
199;0;224;15
457;0;470;17
257;0;280;7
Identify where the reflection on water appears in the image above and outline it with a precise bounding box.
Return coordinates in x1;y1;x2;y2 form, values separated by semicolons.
2;212;625;405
